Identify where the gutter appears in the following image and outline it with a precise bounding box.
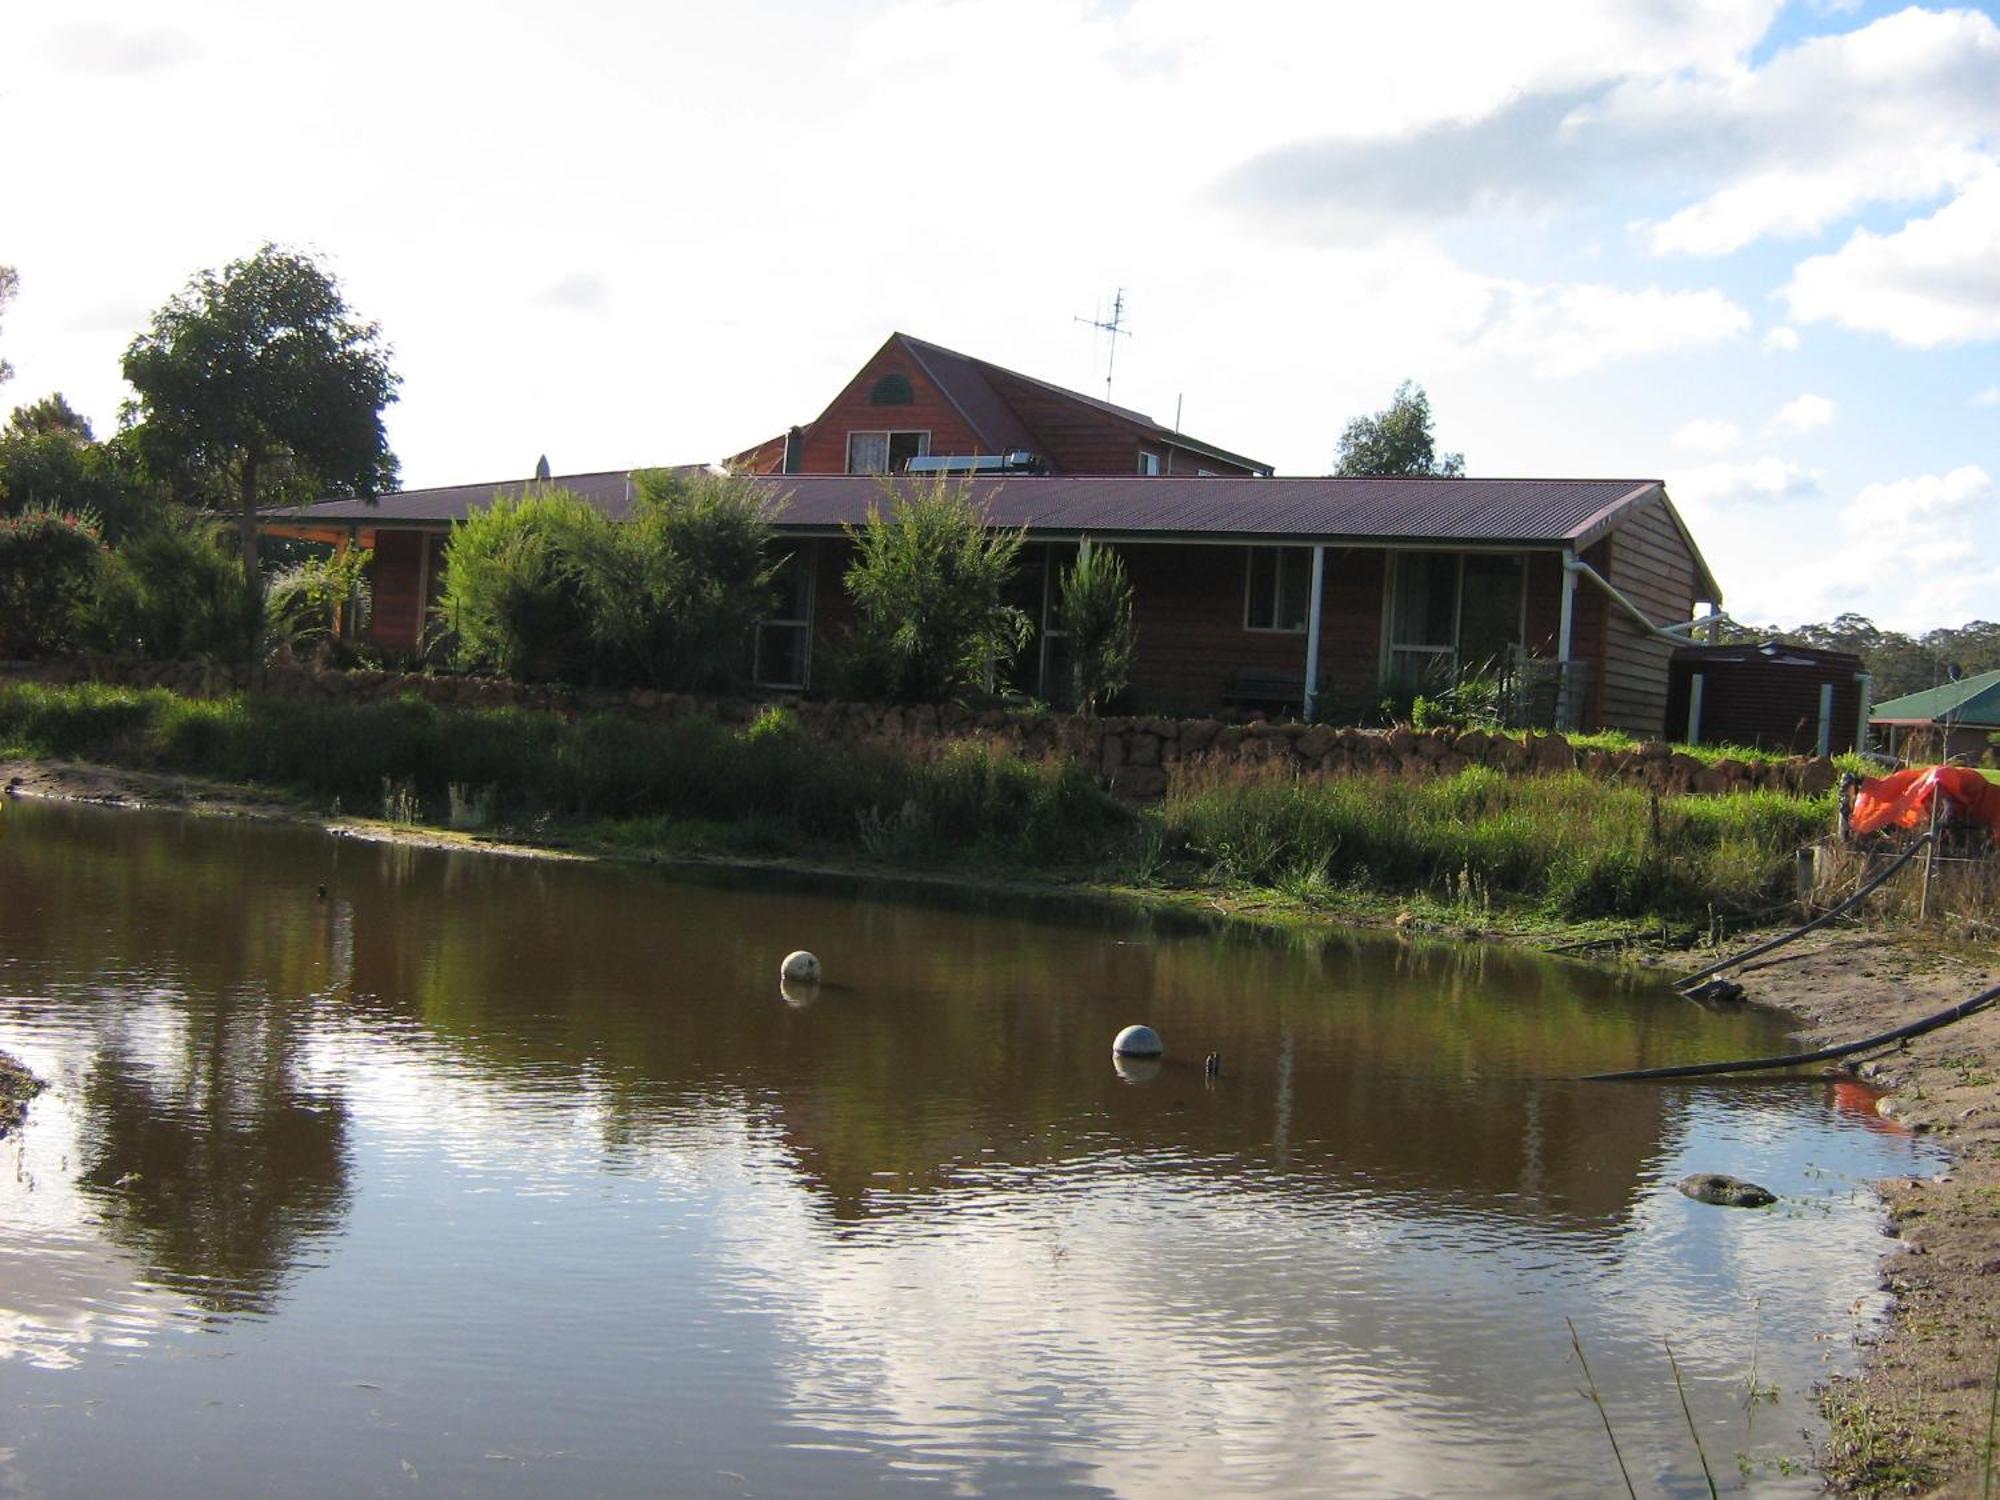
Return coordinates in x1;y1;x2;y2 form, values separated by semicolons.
1564;557;1734;644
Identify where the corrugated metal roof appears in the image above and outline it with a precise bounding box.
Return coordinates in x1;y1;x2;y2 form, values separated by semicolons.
1870;668;2000;727
273;470;1670;547
896;337;1039;455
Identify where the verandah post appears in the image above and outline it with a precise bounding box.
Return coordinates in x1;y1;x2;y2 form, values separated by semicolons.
1302;545;1326;721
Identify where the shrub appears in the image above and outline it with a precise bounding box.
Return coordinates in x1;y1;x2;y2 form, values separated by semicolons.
262;546;371;661
839;477;1030;703
439;488;603;682
0;507;104;657
87;514;260;662
1057;538;1136;715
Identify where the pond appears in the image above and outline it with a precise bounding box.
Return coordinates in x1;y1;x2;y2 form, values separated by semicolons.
0;800;1936;1497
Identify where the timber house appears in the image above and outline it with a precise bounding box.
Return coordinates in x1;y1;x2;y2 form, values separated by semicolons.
266;333;1723;736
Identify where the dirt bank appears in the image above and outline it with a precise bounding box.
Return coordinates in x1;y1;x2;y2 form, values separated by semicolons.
5;754;1996;1490
1691;930;2000;1496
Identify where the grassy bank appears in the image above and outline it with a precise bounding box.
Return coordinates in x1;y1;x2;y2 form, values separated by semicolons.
0;681;1834;927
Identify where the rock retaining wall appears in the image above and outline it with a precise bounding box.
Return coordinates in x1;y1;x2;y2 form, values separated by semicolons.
19;658;1842;802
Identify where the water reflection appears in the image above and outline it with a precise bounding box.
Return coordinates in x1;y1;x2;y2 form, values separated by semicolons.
0;800;1939;1498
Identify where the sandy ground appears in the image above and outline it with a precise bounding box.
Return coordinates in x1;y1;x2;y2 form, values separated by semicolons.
4;755;1998;1492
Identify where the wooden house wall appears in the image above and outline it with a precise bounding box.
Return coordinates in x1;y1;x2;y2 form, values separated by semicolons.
1117;544;1385;715
368;530;429;652
795;347;989;474
1594;497;1700;736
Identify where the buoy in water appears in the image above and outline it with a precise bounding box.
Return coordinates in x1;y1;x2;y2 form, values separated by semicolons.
781;950;821;984
1112;1024;1163;1058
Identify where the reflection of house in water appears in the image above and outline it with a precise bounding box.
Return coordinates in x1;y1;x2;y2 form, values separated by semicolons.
326;840;1690;1233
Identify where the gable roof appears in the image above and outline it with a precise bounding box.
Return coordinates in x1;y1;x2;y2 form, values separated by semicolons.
886;333;1271;473
274;472;1712;588
1870;668;2000;727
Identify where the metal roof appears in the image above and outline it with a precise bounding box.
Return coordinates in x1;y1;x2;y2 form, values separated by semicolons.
274;470;1677;548
1870;668;2000;727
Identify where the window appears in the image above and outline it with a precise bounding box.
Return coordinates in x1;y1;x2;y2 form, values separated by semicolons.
754;547;814;690
1244;547;1312;632
1137;450;1162;476
847;430;929;474
1383;550;1526;690
869;374;914;405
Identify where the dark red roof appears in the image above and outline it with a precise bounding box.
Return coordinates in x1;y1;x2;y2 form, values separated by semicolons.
277;470;1671;546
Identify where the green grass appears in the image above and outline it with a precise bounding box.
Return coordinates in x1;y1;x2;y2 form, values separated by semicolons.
1160;761;1832;922
0;682;1839;926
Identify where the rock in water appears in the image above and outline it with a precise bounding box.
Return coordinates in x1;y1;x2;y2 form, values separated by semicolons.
1677;1173;1776;1208
1112;1024;1164;1058
780;951;821;984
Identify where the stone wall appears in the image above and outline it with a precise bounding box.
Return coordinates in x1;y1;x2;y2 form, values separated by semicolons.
20;658;1842;802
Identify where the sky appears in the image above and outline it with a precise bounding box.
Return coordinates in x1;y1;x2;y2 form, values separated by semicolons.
3;0;1996;633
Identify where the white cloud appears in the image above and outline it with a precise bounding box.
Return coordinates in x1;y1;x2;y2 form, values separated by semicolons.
1470;282;1748;377
1842;464;1992;531
1782;170;2000;346
1669;457;1819;510
1975;387;2000;407
1768;393;1835;436
529;272;611;315
40;22;198;75
1761;326;1800;353
1627;8;2000;256
1674;418;1740;453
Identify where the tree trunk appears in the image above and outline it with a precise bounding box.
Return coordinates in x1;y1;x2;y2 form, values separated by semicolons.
238;450;263;594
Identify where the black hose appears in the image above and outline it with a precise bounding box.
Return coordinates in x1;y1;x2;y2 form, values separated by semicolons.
1672;833;1933;992
1583;981;2000;1082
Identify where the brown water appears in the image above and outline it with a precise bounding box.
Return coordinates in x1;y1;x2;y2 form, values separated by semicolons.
0;800;1935;1498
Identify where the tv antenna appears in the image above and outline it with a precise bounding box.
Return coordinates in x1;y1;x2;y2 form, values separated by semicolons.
1074;288;1131;400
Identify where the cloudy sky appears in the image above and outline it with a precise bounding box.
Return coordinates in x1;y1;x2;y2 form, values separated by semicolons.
4;0;1996;631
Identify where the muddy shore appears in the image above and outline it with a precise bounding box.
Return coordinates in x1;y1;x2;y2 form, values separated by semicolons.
4;754;1995;1493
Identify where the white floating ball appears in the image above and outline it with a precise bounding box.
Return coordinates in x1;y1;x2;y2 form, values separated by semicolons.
1112;1024;1163;1058
781;950;821;984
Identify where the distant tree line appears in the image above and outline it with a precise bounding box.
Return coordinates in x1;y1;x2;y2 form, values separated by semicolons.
1717;613;2000;702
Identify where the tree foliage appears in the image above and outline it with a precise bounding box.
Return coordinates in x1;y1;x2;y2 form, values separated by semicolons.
839;477;1031;704
0;265;16;386
440;471;775;690
0;508;103;657
1765;613;2000;701
1057;538;1137;715
121;245;399;584
88;514;261;662
1334;380;1464;477
1;394;162;541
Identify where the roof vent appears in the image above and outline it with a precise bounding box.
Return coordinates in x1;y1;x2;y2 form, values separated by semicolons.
869;374;915;405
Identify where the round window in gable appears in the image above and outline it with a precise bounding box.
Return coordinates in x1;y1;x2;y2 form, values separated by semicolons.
869;374;915;405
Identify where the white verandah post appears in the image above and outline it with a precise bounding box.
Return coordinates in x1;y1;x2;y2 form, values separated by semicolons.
1555;550;1578;731
1302;545;1326;721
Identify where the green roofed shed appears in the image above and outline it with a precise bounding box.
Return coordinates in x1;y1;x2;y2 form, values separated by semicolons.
1870;668;2000;761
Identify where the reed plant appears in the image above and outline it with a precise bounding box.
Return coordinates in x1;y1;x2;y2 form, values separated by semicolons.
1163;760;1830;922
0;682;1131;870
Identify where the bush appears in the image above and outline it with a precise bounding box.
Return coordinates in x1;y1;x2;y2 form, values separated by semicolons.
1057;538;1136;715
0;507;104;657
263;546;371;661
441;472;775;691
839;477;1030;704
88;514;260;662
438;488;602;682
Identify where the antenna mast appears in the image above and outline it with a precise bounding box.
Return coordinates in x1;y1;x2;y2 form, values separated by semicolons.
1073;288;1132;399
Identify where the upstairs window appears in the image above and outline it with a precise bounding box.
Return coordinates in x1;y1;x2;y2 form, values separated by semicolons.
1137;450;1161;476
1244;547;1312;633
847;430;930;475
869;374;914;405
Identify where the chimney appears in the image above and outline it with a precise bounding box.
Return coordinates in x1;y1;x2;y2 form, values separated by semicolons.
534;454;552;482
780;426;804;475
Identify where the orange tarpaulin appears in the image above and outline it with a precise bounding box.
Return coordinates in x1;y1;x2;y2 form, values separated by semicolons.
1851;765;2000;842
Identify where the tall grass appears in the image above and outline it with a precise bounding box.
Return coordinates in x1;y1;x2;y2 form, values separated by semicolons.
0;683;1132;869
1165;760;1832;922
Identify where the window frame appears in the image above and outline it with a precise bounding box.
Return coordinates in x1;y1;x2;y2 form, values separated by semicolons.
1137;449;1162;476
1242;545;1313;635
1378;548;1530;687
753;543;816;691
846;429;931;475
